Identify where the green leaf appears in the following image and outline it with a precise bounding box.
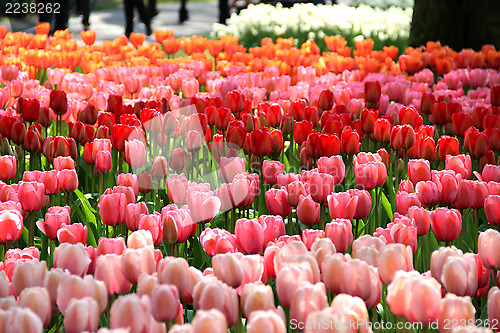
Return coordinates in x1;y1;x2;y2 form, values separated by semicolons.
21;226;29;247
73;189;99;247
380;191;393;222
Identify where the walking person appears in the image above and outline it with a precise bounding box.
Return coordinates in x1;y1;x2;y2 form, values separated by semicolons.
123;0;152;37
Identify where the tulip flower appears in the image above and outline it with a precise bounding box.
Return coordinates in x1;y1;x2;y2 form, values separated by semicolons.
200;227;238;256
431;208;462;243
265;188;292;217
297;195;320;226
0;209;23;243
438;294;476;333
235;218;265;254
99;193;127;226
478;229;500;269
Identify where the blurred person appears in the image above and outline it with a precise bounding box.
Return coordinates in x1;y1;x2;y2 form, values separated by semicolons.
38;0;70;33
123;0;152;37
149;0;159;17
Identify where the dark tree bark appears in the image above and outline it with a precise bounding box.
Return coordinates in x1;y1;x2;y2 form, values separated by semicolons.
409;0;500;51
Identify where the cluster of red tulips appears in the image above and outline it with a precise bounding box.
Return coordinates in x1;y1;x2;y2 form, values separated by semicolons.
1;23;500;332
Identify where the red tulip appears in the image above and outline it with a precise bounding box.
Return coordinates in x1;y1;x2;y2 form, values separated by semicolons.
318;89;334;111
303;105;319;128
18;98;40;123
360;108;378;134
452;112;474;137
372;117;392;142
0;155;16;181
341;127;360;155
365;81;381;105
391;124;416;151
50;90;68;116
226;120;246;149
431;208;462;242
249;128;272;157
293;120;313;145
437;135;459;161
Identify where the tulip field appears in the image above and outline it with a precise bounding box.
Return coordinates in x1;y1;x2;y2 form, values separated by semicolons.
1;21;500;333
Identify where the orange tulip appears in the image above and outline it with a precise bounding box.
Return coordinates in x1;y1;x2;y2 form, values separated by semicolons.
324;34;347;53
0;26;7;40
153;28;174;43
80;30;96;46
163;38;181;55
35;22;50;35
129;32;145;48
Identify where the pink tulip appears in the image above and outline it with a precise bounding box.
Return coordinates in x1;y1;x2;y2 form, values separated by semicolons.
482;164;500;182
0;155;16;180
17;181;45;212
387;271;442;324
99;193;127;226
150;284;181;322
56;275;107;315
309;172;334;203
485;195;500;226
478;229;500;269
11;260;47;297
138;213;163;246
276;263;315;308
441;251;478;296
325;218;353;253
37;206;70;240
488;287;500;330
240;283;276;319
95;254;132;295
317;155;345;184
97;237;126;256
220;157;246;183
63;297;100;333
125;202;148;231
377;243;414;285
415;180;439;207
54;242;91;277
395;191;422;215
116;173;139;197
297;195;320;226
53;156;75;171
0;307;43;333
246;310;286;333
287;180;308;207
348;189;372;219
193;276;239;327
162;207;197;244
57;223;88;244
265;188;293;217
0;209;23;243
432;170;461;204
258;215;286;246
213;252;245;288
408;159;431;185
310;237;336;269
17;287;51;327
57;169;79;192
290;282;328;326
187;191;221;224
355;161;386;191
110;294;151;333
232;173;259;208
262;160;285;186
438;294;475;333
125;139;146;169
191;309;227;333
121;247;156;285
446;154;472;179
327;192;358;220
235;218;265;254
200;227;238;256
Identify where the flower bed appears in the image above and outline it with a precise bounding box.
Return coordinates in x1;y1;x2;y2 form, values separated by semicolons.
211;3;412;51
0;23;500;332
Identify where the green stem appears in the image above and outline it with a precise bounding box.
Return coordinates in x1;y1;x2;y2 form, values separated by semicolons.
27;211;35;247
